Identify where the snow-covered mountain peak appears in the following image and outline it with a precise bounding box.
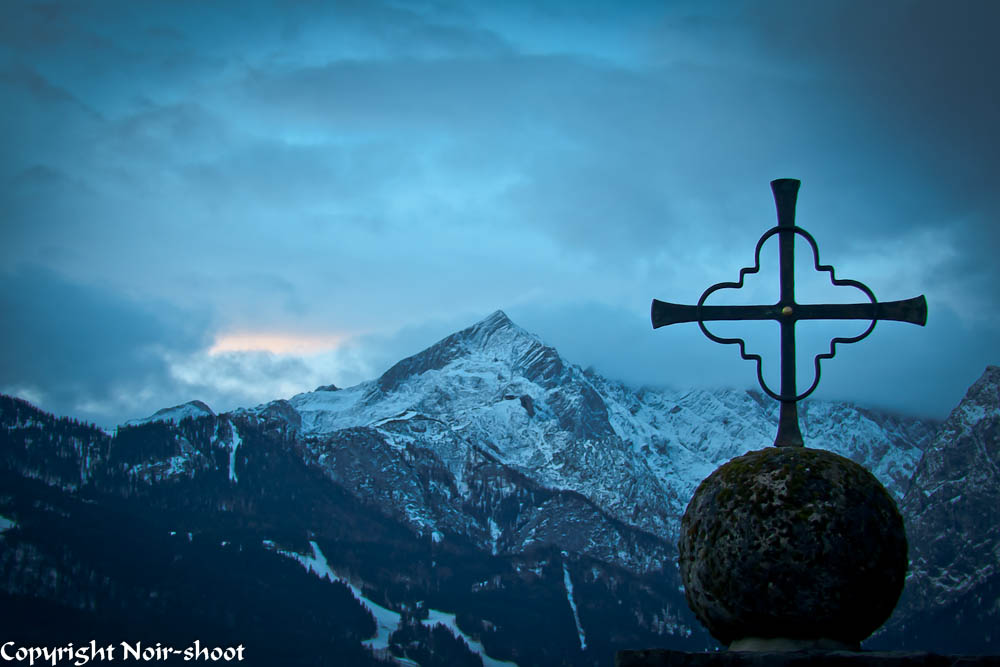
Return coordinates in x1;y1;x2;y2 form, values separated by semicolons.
266;312;938;554
374;310;564;395
897;366;1000;627
954;365;1000;423
284;311;584;437
466;308;517;338
457;309;540;354
902;364;1000;515
124;399;214;426
924;365;1000;447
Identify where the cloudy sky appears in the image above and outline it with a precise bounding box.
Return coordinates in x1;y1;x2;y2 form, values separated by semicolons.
2;0;998;428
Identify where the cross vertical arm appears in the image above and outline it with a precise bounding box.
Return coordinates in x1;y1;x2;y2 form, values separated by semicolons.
773;178;803;447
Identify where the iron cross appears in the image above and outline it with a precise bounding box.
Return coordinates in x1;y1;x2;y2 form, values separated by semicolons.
651;179;927;447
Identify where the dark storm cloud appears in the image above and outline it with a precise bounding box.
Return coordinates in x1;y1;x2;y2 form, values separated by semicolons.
0;267;210;423
734;0;1000;311
0;64;101;181
222;49;840;265
0;0;995;423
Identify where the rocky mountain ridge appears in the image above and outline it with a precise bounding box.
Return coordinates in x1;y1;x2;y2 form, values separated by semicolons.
874;364;1000;650
1;311;995;663
241;311;934;544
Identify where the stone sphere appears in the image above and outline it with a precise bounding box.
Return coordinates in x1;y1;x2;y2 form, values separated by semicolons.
678;447;907;647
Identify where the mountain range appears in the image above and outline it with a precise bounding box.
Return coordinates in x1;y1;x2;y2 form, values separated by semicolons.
1;310;996;665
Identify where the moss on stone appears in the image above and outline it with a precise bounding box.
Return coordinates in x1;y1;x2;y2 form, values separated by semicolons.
678;447;907;647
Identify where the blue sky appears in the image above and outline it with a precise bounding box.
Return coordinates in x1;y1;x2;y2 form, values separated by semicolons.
2;0;998;428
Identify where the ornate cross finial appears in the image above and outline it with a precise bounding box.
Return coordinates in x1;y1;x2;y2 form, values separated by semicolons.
651;179;927;447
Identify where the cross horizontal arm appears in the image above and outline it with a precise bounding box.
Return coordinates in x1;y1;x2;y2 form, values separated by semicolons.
795;295;927;326
651;300;774;328
651;294;927;329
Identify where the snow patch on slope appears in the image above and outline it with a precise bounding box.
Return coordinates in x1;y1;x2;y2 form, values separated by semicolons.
422;609;519;667
228;425;242;484
272;539;400;650
271;539;519;666
562;556;587;651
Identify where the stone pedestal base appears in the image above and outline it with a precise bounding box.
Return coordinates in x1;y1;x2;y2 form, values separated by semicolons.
728;638;858;651
615;650;1000;667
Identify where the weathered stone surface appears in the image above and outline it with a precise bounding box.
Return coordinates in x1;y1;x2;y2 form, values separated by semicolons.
679;447;907;647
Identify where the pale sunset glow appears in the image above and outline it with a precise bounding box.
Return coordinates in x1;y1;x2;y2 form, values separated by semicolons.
210;332;349;356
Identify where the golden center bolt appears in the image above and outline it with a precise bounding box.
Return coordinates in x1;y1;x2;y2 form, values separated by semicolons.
781;306;794;316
